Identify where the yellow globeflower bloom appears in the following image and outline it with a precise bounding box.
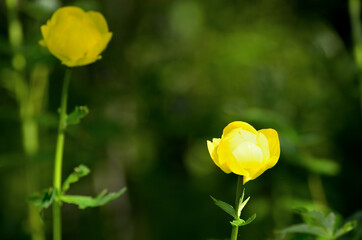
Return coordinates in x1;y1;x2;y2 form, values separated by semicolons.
207;121;280;184
40;6;112;67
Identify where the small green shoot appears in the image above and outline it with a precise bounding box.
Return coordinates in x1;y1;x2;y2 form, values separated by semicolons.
62;164;90;192
211;193;256;228
66;106;89;125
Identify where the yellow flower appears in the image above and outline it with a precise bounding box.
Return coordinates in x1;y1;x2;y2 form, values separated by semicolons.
207;121;280;184
40;6;112;67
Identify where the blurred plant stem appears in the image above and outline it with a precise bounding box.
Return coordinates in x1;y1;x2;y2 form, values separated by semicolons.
349;0;362;114
5;0;46;240
231;176;243;240
307;173;328;210
53;68;71;240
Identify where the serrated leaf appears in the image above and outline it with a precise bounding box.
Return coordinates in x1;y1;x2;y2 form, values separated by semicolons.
62;165;90;192
66;106;89;125
231;214;256;227
210;196;236;218
277;223;327;237
60;187;127;209
29;188;55;209
334;220;357;238
300;156;340;176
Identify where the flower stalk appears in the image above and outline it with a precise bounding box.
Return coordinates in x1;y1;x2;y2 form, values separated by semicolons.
231;176;243;240
53;68;71;240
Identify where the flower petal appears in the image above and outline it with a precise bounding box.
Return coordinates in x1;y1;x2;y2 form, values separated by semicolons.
87;11;110;34
207;139;231;173
222;121;257;138
258;128;280;168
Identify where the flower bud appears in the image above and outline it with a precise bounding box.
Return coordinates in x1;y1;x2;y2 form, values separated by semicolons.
40;6;112;67
207;121;280;184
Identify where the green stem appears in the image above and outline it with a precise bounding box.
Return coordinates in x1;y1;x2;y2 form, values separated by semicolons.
349;0;362;114
53;68;71;240
6;1;45;240
230;176;243;240
307;173;328;210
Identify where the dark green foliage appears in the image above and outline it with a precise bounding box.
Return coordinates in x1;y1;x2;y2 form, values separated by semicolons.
276;209;357;239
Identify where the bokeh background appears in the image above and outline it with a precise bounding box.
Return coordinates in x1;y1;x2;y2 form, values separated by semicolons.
0;0;361;239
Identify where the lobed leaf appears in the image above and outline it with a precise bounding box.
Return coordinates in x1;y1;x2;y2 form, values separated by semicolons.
29;187;55;209
322;212;336;236
60;187;127;209
334;220;357;239
62;164;91;192
66;106;89;125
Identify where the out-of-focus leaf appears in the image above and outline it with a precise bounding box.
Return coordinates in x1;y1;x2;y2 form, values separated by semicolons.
62;164;90;192
210;196;236;218
307;210;326;225
66;106;89;125
22;0;60;20
334;221;357;239
299;156;340;176
277;223;327;237
322;212;336;236
29;188;55;209
60;187;127;209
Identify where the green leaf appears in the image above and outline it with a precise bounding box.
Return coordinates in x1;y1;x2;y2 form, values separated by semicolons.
299;156;340;176
243;213;256;226
62;165;91;193
60;187;127;209
231;219;245;226
66;106;89;125
237;196;250;218
210;196;236;218
277;223;327;238
29;188;55;209
231;214;256;227
334;220;357;239
236;189;245;218
322;212;336;236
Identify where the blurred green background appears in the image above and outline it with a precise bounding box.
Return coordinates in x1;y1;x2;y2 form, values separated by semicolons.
0;0;361;239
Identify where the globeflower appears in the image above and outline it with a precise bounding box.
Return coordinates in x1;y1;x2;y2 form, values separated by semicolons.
207;121;280;184
40;6;112;67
